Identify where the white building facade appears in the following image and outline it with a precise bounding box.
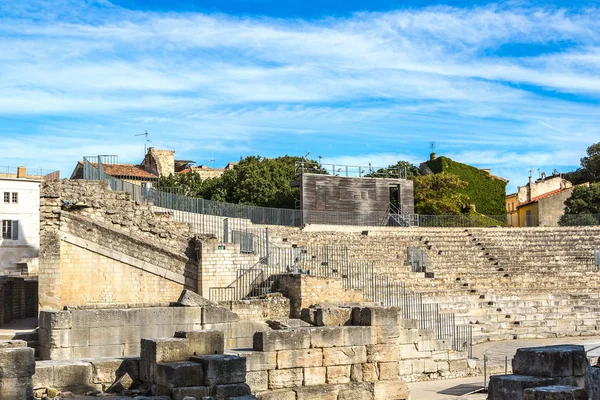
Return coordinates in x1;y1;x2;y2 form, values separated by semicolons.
0;176;40;274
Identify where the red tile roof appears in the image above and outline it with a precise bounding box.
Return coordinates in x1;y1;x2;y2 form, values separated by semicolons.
78;161;157;179
518;187;570;207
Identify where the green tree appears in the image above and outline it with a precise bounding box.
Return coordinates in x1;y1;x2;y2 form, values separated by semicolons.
413;173;471;215
156;170;205;197
558;183;600;226
580;142;600;182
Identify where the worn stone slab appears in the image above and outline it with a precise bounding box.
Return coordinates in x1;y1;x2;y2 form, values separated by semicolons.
253;329;311;352
268;368;303;389
366;344;401;363
89;357;139;386
378;362;400;381
0;347;35;378
0;340;27;349
174;330;224;356
50;360;101;393
191;355;246;386
39;310;72;329
314;307;352;327
338;383;374;400
106;372;134;393
155;361;204;388
303;366;326;386
488;375;558;400
323;346;367;366
513;345;588;378
373;380;409;400
310;326;375;348
247;370;268;392
256;389;297;400
295;384;339;400
277;349;323;369
140;338;191;364
228;350;277;372
523;385;588;400
0;376;33;399
352;307;401;327
202;306;239;324
326;365;351;384
171;386;210;400
213;383;252;400
177;290;214;307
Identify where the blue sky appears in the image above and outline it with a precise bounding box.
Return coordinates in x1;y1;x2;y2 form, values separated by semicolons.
1;0;600;193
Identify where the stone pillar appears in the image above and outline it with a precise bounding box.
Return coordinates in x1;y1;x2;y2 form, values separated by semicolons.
0;340;35;399
38;181;63;311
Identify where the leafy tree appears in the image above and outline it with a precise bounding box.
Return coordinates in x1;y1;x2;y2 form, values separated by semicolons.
580;142;600;182
156;170;205;197
558;183;600;226
413;173;471;215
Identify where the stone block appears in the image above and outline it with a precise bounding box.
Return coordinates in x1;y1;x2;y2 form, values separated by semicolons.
39;311;72;329
229;350;277;371
39;346;72;360
350;363;363;382
373;381;409;400
140;338;191;364
326;365;350;384
523;385;588;400
175;330;224;356
338;383;373;400
295;384;339;400
139;324;176;340
202;306;239;324
72;344;125;359
106;372;133;393
256;389;297;400
191;355;246;386
213;383;252;400
399;344;431;359
379;362;399;380
177;290;214;307
33;362;54;389
71;309;129;328
0;340;26;349
352;307;401;327
372;324;402;344
134;308;174;326
398;328;420;345
277;349;323;369
171;386;210;400
366;344;400;363
513;345;588;378
172;306;203;325
424;358;438;374
323;346;367;366
155;361;204;388
310;326;375;348
0;347;35;378
399;360;412;375
488;375;558;400
90;357;139;385
449;359;468;372
303;367;326;386
247;370;269;392
362;363;380;382
314;307;352;327
269;368;304;389
0;376;33;400
253;330;310;352
52;360;100;392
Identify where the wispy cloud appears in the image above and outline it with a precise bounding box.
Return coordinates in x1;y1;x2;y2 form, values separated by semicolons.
0;1;598;191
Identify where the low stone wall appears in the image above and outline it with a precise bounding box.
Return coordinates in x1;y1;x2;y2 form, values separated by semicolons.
0;340;35;399
223;294;291;321
38;304;269;360
277;274;365;318
0;276;38;327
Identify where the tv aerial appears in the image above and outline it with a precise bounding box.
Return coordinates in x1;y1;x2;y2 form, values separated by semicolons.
135;131;151;155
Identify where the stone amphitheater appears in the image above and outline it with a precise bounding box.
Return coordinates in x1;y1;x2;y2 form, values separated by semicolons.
2;178;600;400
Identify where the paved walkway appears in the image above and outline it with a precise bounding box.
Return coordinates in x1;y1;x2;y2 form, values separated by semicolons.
472;335;600;365
408;377;486;400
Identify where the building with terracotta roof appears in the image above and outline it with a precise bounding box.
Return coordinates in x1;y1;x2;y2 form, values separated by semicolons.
506;173;587;227
71;148;234;184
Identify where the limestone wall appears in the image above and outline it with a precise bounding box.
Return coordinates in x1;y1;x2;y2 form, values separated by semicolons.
0;276;38;327
277;274;366;318
0;340;35;399
39;180;199;310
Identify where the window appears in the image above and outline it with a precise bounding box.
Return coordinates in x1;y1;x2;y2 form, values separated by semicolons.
1;220;17;240
11;192;17;204
3;192;8;203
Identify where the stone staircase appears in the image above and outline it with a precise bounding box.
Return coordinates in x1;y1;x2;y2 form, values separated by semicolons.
264;226;600;344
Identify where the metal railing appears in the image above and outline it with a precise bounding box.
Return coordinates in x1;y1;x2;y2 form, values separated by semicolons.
295;161;408;179
0;166;59;180
407;246;432;273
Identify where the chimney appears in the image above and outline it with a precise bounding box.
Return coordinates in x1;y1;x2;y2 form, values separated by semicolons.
17;166;26;178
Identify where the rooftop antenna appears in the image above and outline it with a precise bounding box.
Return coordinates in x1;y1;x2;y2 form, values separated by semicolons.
429;141;437;160
209;158;215;168
135;131;151;155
